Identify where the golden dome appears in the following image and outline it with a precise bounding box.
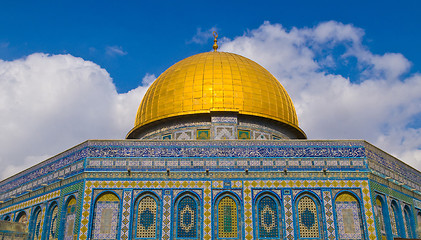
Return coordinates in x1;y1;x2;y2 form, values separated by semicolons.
128;51;304;137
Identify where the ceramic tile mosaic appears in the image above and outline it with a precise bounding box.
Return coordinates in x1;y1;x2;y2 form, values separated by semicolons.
323;191;336;240
176;196;198;238
217;196;238;238
161;193;172;240
64;198;77;240
75;179;377;240
47;205;58;240
120;190;132;240
136;196;157;238
336;202;363;239
92;201;119;240
0;190;60;215
257;196;279;238
297;196;320;238
389;201;399;236
283;193;294;240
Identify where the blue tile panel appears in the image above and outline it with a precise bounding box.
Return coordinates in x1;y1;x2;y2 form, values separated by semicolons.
92;201;120;240
335;201;363;239
177;196;197;238
258;196;279;238
2;139;421;203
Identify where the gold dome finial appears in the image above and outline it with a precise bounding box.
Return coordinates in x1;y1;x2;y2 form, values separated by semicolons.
212;31;218;52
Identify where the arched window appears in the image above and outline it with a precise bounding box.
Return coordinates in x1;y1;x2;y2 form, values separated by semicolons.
16;211;28;224
256;195;280;239
296;194;323;239
2;215;11;221
133;194;159;239
216;195;240;239
91;192;120;240
403;205;414;238
30;206;43;240
416;212;421;238
63;197;77;240
334;192;365;240
375;197;387;240
45;203;58;240
390;201;402;237
175;195;199;239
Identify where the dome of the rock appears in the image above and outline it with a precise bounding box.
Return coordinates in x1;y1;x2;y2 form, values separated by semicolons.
127;51;306;139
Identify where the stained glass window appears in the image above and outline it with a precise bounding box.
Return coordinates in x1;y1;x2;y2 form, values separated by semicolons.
257;196;279;238
335;193;364;240
91;193;120;240
217;196;238;239
64;197;77;240
176;196;198;238
46;204;58;240
135;195;158;239
297;196;320;239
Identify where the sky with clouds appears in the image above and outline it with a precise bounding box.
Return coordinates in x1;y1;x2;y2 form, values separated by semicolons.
1;1;421;180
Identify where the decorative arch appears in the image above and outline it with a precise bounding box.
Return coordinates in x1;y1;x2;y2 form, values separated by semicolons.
254;192;281;239
416;211;421;238
30;206;43;240
334;192;365;240
15;210;28;224
403;205;414;238
390;200;403;238
214;192;241;239
295;193;324;239
62;196;77;240
132;192;160;239
2;215;11;221
90;191;121;240
374;196;388;240
44;201;58;240
174;192;200;239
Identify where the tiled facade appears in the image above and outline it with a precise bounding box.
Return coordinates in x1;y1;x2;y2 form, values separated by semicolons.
0;140;420;240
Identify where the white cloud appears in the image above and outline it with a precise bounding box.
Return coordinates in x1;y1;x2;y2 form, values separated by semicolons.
1;21;421;180
0;53;151;179
105;45;128;56
220;21;421;170
189;27;218;44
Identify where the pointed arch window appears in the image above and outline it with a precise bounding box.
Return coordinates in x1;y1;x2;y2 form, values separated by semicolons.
176;195;198;239
375;197;387;240
256;195;280;239
91;192;120;240
334;192;365;240
296;195;323;239
216;195;239;239
45;203;58;240
403;206;414;238
390;201;402;237
3;215;11;221
16;211;28;224
134;194;159;239
63;197;77;240
30;206;43;240
416;212;421;238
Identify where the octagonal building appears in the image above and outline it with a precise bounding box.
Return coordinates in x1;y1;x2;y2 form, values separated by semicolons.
1;40;421;240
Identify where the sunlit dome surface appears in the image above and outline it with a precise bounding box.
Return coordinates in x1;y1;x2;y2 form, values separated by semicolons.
128;51;303;137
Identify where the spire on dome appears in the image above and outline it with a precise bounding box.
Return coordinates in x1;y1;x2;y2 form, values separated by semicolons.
212;31;218;52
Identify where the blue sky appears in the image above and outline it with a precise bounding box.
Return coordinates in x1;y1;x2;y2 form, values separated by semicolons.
1;0;421;92
1;0;421;179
